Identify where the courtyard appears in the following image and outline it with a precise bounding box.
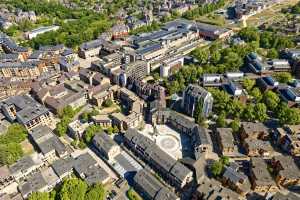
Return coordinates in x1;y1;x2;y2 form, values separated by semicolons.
139;124;189;160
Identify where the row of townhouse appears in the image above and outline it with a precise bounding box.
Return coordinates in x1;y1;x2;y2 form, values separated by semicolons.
123;128;193;190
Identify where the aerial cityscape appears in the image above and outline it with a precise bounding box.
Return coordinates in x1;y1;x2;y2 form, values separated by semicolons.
0;0;300;200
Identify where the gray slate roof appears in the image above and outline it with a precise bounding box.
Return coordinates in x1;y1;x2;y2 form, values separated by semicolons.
9;156;35;174
92;133;118;155
134;169;178;200
51;156;74;177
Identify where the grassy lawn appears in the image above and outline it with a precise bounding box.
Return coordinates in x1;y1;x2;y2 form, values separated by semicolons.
21;139;34;155
98;103;121;115
245;0;299;27
127;188;143;200
196;14;226;26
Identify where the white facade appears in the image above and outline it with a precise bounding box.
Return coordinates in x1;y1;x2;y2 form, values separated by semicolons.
25;26;60;40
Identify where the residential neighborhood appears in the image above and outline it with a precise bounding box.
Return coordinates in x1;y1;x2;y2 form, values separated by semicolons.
0;0;300;200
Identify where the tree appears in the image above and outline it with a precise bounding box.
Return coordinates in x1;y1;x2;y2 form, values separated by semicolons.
80;109;99;122
55;117;71;136
191;48;209;64
78;140;87;149
194;100;204;123
277;103;300;125
250;87;262;102
80;112;89;123
210;160;223;177
84;125;103;143
220;156;230;166
254;103;268;122
56;106;81;136
221;51;243;70
89;109;100;117
228;99;244;118
58;106;76;119
260;32;273;49
216;112;226;128
127;188;142;200
49;191;56;200
210;51;221;65
209;41;222;53
182;0;226;20
0;143;23;165
59;178;88;200
29;192;50;200
243;78;255;92
153;73;160;81
0;124;28;165
113;126;119;133
209;88;231;115
239;27;260;42
107;126;114;135
85;184;106;200
0;123;28;144
230;119;240;133
263;91;280;111
166;80;180;95
267;48;278;59
274;72;293;83
242;104;256;121
102;99;113;107
292;2;300;14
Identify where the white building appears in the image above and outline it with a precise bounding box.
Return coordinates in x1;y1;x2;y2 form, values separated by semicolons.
68;120;90;139
25;26;60;40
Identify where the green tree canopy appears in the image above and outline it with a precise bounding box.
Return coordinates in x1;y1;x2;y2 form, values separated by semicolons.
230;119;240;133
102;99;113;107
0;124;28;165
191;48;209;64
0;143;23;165
274;72;293;84
127;188;142;200
216;112;226;128
254;103;268;122
243;78;256;92
0;123;27;144
106;126;114;135
56;106;82;136
84;125;103;143
220;156;230;166
85;184;106;200
239;27;294;50
29;192;50;200
277;103;300;125
59;178;88;200
113;126;119;134
210;51;221;65
227;99;245;118
80;109;99;122
210;160;223;177
266;48;279;59
242;104;256;121
194;100;204;124
263;91;280;111
221;51;243;70
182;0;226;20
250;87;262;102
239;27;260;42
209;88;231;115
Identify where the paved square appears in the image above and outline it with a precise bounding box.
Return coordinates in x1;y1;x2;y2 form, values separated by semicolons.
140;124;182;159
